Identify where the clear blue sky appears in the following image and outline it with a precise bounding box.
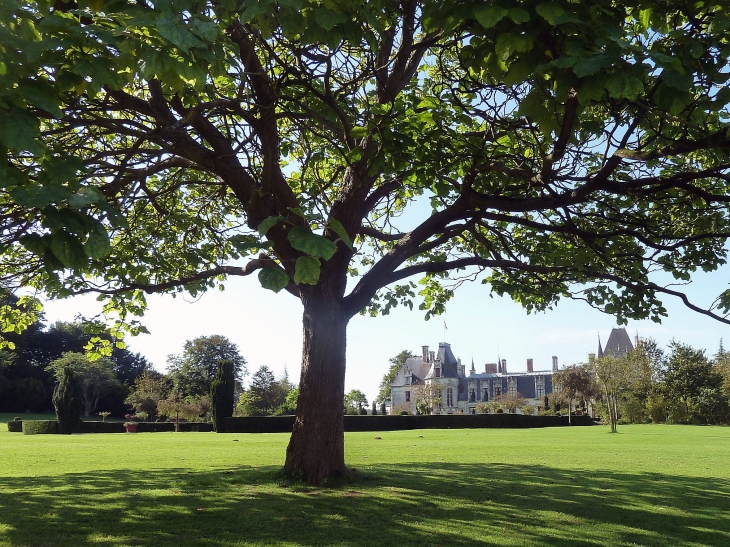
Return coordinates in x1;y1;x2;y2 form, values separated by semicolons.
41;261;730;404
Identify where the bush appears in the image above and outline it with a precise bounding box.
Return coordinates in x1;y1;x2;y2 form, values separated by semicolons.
7;420;22;432
22;420;58;435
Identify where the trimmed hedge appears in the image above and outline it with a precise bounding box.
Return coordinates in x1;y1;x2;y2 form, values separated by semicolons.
77;421;125;434
22;420;59;435
222;413;595;433
176;422;214;432
7;420;22;433
136;422;175;432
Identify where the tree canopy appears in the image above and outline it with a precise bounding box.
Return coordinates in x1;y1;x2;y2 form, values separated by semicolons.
3;0;730;483
167;335;246;398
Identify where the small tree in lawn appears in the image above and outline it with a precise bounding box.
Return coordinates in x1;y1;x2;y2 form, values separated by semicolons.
211;359;236;432
126;369;169;421
53;366;82;434
553;365;597;424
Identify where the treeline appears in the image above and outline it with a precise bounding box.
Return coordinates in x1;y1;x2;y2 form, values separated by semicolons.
0;297;299;420
0;317;150;416
554;338;730;430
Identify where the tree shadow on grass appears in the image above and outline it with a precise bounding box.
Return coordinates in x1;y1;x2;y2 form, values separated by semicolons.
0;463;728;547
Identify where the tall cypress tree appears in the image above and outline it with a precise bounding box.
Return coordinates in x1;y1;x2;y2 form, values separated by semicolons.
53;366;82;434
211;359;235;432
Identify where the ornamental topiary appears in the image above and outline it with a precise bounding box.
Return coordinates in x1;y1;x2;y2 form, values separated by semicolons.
52;366;82;434
211;359;235;432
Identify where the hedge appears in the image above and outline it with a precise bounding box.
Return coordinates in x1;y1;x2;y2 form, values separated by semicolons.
76;421;125;434
221;413;594;433
7;419;22;433
22;420;59;435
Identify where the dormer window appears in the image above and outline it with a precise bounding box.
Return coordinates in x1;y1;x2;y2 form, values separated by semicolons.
434;366;441;378
405;374;411;385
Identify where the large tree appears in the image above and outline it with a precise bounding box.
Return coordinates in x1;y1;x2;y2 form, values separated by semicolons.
167;335;247;397
3;1;730;482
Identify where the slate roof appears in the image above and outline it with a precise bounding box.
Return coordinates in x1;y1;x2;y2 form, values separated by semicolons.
436;343;461;378
603;328;634;357
392;355;430;386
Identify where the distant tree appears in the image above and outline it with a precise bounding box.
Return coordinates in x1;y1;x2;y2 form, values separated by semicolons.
377;350;414;403
47;352;121;417
553;364;597;423
380;402;386;416
273;386;300;416
520;403;536;416
493;392;528;414
237;365;287;416
344;389;368;415
125;370;170;422
662;342;724;424
211;359;236;432
157;391;209;424
53;366;82;434
167;335;247;398
413;383;441;415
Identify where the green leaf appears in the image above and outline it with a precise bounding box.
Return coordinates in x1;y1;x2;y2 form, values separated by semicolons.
495;34;533;62
606;74;644;100
506;8;530;24
258;215;286;235
84;224;111;259
287;227;337;260
294;256;321;285
258;267;289;293
350;126;368;138
50;231;87;269
0;108;42;153
662;70;693;91
68;187;105;208
573;54;615;78
328;219;352;249
19;233;49;256
314;8;347;31
639;9;652;32
157;14;206;51
473;5;507;28
19;80;63;118
288;207;305;218
535;3;580;25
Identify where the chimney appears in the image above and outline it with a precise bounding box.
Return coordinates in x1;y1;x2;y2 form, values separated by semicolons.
458;358;465;377
429;351;435;363
552;356;558;372
527;358;533;372
422;345;429;363
501;359;507;374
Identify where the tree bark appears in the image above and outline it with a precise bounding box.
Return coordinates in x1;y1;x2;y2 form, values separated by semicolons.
284;294;349;484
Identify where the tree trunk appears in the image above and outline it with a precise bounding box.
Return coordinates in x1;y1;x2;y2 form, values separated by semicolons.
284;295;349;484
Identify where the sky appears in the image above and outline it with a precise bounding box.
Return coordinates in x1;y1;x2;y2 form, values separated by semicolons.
40;260;730;404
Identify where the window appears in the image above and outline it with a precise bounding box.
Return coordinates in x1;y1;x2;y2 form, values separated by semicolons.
435;367;441;378
482;388;489;401
536;384;544;398
446;388;453;407
469;389;475;402
469;407;476;414
494;386;501;398
508;385;516;396
405;375;411;385
405;391;411;402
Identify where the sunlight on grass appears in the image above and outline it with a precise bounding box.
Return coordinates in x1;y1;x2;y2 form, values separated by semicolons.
1;424;729;546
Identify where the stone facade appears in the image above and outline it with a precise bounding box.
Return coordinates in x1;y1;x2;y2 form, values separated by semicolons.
390;342;557;415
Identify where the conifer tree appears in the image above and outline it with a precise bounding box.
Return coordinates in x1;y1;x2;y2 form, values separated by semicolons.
52;366;82;434
211;359;235;432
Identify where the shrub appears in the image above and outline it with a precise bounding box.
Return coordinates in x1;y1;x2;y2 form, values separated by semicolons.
7;420;22;433
22;420;58;435
53;366;83;434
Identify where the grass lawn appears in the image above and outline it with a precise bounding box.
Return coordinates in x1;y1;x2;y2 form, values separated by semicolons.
1;419;729;547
